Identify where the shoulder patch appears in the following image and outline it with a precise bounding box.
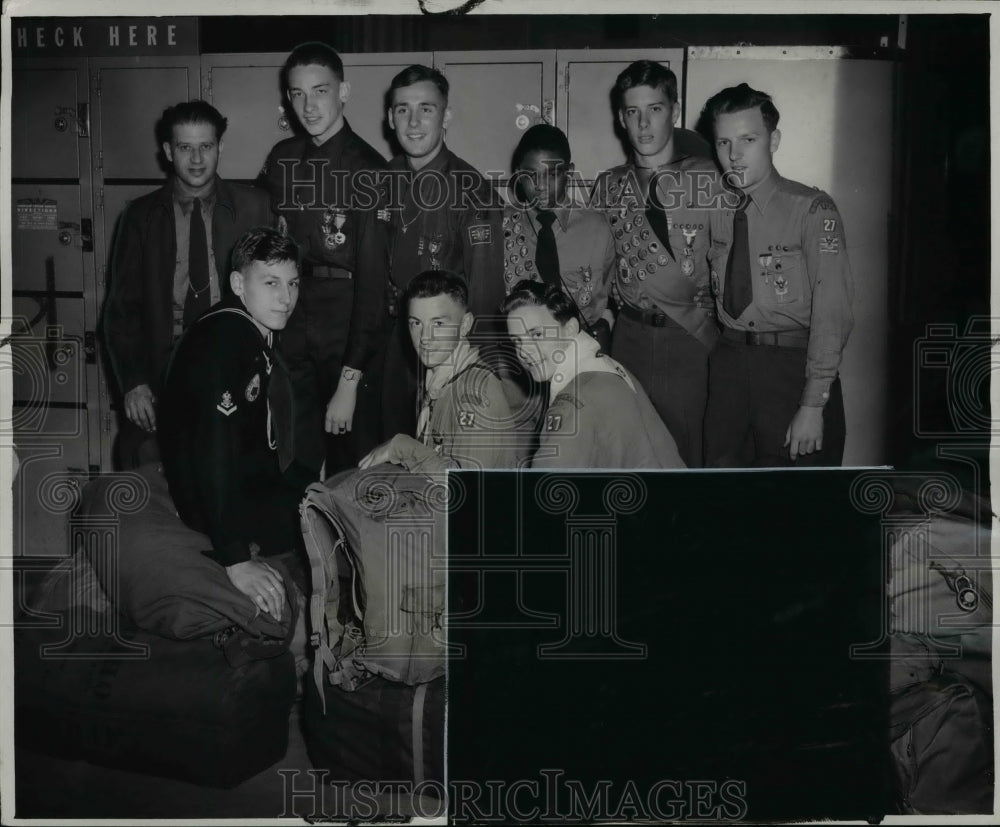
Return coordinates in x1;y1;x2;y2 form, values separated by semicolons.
552;391;585;411
458;410;476;428
808;195;838;214
544;412;563;432
468;224;492;246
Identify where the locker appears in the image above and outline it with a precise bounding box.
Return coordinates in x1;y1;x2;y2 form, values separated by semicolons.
12;184;87;293
202;52;434;180
684;47;892;466
435;51;555;183
92;59;201;180
557;49;686;184
12;424;92;559
10;300;87;408
11;66;83;180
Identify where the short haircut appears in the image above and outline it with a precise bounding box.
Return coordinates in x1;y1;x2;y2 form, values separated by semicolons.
403;269;469;312
511;124;572;171
500;279;580;327
612;60;678;112
701;83;781;135
231;227;300;274
389;64;449;104
158;100;228;144
282;42;345;90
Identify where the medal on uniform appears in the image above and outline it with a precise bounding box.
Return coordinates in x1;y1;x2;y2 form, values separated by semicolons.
774;275;788;297
579;287;592;306
619;257;631;284
428;235;442;268
681;227;697;277
582;266;592;283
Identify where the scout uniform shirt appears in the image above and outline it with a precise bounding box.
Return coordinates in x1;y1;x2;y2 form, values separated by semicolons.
532;339;686;470
377;146;505;319
258;120;388;370
591;154;723;350
383;342;526;473
708;169;854;407
501;203;616;328
158;297;305;567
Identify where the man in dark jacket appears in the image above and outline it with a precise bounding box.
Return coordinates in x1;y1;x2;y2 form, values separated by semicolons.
158;227;305;618
103;100;272;469
257;42;389;476
376;64;506;439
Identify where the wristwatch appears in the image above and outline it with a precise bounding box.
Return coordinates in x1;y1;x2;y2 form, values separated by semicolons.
341;367;361;382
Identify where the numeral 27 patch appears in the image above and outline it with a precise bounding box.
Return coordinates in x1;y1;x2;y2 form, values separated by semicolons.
823;218;837;232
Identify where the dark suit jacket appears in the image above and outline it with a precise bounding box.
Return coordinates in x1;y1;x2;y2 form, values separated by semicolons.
102;177;273;397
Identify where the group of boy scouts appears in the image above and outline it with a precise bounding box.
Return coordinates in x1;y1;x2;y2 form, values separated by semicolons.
102;42;853;605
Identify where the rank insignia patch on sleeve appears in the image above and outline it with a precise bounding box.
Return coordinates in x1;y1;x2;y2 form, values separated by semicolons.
468;224;492;245
217;391;237;416
819;236;841;254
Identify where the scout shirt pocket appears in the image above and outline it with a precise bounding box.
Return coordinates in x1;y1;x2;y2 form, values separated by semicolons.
759;246;805;306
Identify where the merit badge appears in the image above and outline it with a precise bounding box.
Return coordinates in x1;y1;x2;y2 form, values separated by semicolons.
657;254;670;267
649;241;660;254
645;262;656;275
634;214;645;228
516;265;525;275
322;210;347;249
245;373;261;402
216;390;237;416
428;234;443;268
525;260;535;271
636;267;647;281
638;247;648;261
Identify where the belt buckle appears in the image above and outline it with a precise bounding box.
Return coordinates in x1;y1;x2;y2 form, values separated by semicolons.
745;331;761;346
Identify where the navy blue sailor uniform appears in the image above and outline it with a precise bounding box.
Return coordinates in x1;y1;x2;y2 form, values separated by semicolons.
704;169;854;467
591;154;723;467
257;120;388;475
375;146;506;439
158;298;308;567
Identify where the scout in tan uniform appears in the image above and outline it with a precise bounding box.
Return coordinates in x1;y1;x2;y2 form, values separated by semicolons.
591;61;723;467
701;83;853;467
360;270;526;473
503;124;616;351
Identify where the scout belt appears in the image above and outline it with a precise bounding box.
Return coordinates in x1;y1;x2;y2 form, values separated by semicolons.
303;262;352;280
721;327;809;348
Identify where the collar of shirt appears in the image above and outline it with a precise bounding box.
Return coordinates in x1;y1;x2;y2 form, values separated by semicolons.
172;178;217;216
529;205;572;234
406;143;452;176
745;168;780;214
303;119;352;162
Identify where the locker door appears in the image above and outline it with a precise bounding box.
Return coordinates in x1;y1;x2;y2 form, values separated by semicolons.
434;51;556;187
202;51;434;180
10;58;96;558
90;57;200;471
684;48;892;467
557;48;686;185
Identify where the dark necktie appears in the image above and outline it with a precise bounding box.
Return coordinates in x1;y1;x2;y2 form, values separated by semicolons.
723;196;753;319
644;182;674;261
534;210;561;286
184;198;210;328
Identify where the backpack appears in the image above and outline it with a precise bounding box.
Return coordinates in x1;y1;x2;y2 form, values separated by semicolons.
889;670;994;814
300;465;447;710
